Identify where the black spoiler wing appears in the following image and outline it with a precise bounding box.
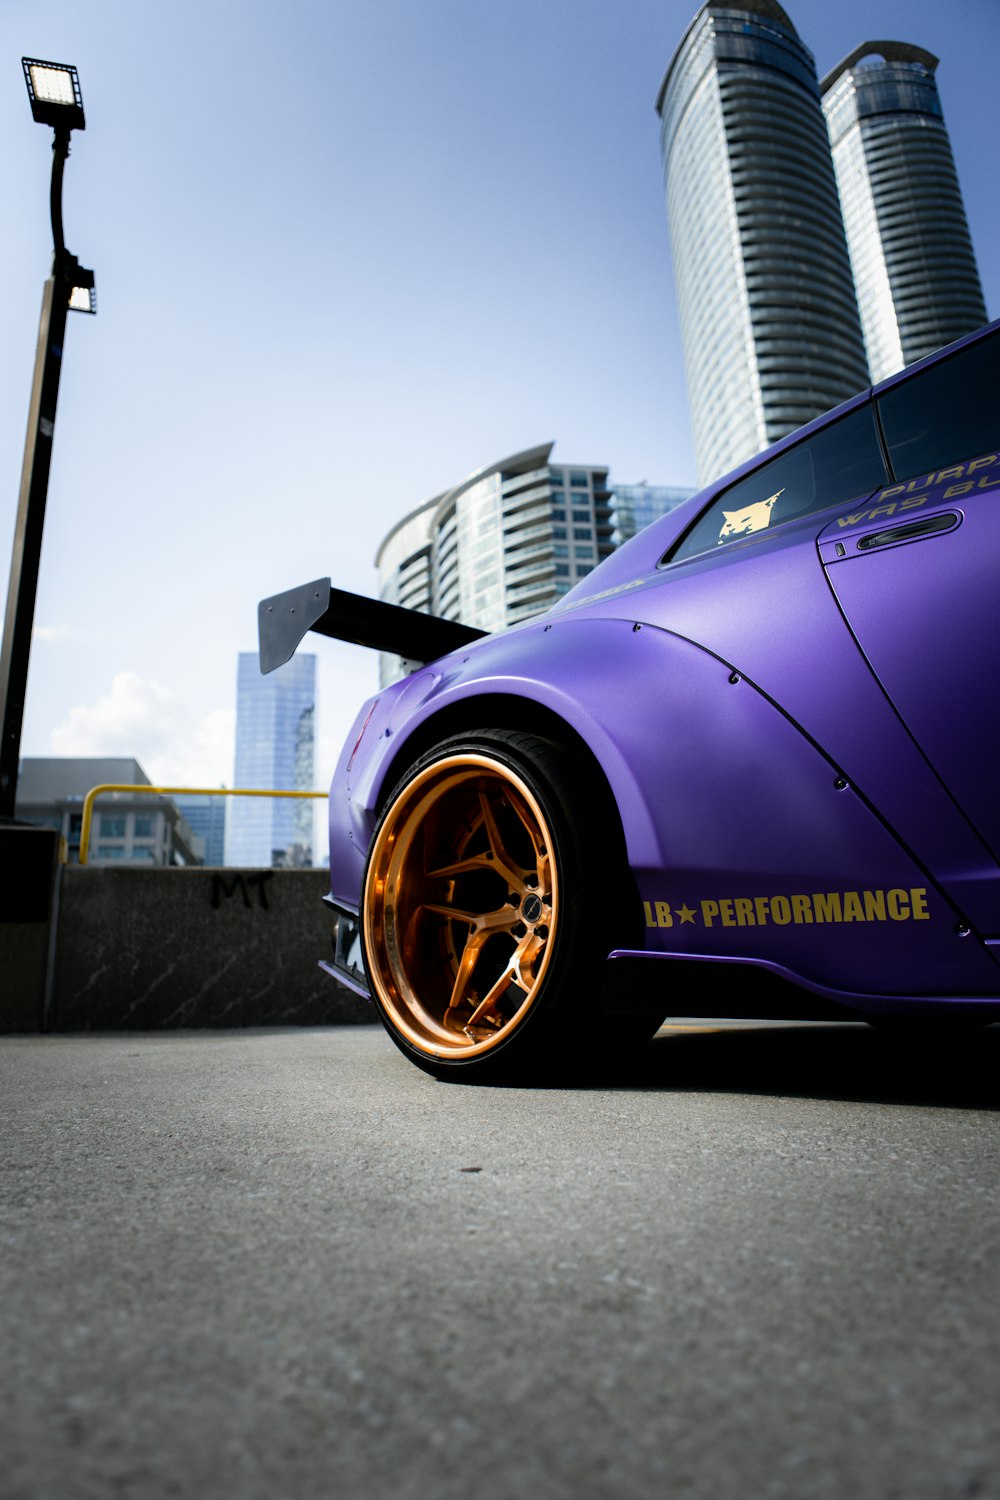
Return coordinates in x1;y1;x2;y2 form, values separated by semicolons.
258;577;488;675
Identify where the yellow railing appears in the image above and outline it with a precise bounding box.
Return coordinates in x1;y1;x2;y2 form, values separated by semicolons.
78;784;327;866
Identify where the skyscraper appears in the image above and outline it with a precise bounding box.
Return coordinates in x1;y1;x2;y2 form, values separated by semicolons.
376;443;609;683
174;793;227;867
609;483;695;547
225;653;316;868
821;43;987;384
656;1;870;484
376;445;691;686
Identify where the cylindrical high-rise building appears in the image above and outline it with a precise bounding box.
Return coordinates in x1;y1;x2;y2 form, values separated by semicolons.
657;2;870;485
821;42;987;384
374;445;616;685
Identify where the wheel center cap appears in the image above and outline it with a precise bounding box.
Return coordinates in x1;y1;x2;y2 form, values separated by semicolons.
521;893;543;923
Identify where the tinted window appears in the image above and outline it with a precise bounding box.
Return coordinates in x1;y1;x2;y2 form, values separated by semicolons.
877;329;1000;482
670;403;886;563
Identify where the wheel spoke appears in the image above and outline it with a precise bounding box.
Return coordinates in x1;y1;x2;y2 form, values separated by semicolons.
420;902;480;925
478;790;533;890
426;854;493;880
420;901;519;935
511;931;546;993
465;970;521;1036
501;787;550;870
445;928;489;1015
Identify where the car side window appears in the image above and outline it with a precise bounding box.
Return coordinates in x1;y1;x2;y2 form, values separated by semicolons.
668;403;887;563
877;328;1000;483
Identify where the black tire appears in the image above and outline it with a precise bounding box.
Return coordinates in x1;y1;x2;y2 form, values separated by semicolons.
360;730;652;1081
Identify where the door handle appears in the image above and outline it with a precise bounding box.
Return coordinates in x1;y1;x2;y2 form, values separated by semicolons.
856;511;961;552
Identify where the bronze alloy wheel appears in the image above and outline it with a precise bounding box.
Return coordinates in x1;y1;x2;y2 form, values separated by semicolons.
363;750;560;1061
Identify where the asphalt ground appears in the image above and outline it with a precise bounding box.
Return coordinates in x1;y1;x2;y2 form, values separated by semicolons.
2;1022;998;1500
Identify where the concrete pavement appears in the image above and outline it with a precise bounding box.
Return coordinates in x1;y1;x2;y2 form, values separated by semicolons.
2;1022;998;1499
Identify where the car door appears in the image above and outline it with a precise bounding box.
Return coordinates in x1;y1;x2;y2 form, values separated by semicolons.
819;328;1000;873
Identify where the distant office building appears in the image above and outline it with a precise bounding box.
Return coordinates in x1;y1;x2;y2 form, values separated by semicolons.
376;443;617;684
16;757;200;865
822;43;987;383
609;483;696;547
225;654;316;868
174;793;227;867
656;1;870;484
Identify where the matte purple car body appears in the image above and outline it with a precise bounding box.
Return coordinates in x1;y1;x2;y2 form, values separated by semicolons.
261;319;1000;1038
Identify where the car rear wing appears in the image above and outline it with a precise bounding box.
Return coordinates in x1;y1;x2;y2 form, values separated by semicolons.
258;577;488;675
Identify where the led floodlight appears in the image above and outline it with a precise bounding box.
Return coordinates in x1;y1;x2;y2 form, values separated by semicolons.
68;266;96;314
22;57;86;132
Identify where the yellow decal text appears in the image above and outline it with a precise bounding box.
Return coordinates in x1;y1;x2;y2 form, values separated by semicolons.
645;887;931;929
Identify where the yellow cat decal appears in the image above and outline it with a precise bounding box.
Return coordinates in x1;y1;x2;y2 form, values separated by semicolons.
718;488;784;544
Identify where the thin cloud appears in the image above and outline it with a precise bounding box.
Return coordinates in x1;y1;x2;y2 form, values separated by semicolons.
32;625;76;643
51;672;234;788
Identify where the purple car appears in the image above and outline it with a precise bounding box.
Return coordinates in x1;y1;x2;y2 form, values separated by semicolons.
260;320;1000;1079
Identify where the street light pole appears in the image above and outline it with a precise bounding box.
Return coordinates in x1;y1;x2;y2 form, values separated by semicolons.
0;61;95;820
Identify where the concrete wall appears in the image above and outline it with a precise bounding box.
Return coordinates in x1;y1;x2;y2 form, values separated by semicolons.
2;863;373;1032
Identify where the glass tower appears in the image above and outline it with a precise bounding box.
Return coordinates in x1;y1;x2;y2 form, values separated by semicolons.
657;2;870;485
609;483;696;547
376;445;622;686
822;43;987;384
225;653;316;867
174;793;228;867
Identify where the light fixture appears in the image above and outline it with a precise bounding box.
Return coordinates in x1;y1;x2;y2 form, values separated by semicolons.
68;267;96;314
22;58;86;133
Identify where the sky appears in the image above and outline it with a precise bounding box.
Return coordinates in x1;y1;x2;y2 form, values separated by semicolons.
2;0;999;815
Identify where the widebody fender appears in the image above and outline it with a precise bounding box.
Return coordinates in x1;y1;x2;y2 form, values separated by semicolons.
329;616;1000;999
